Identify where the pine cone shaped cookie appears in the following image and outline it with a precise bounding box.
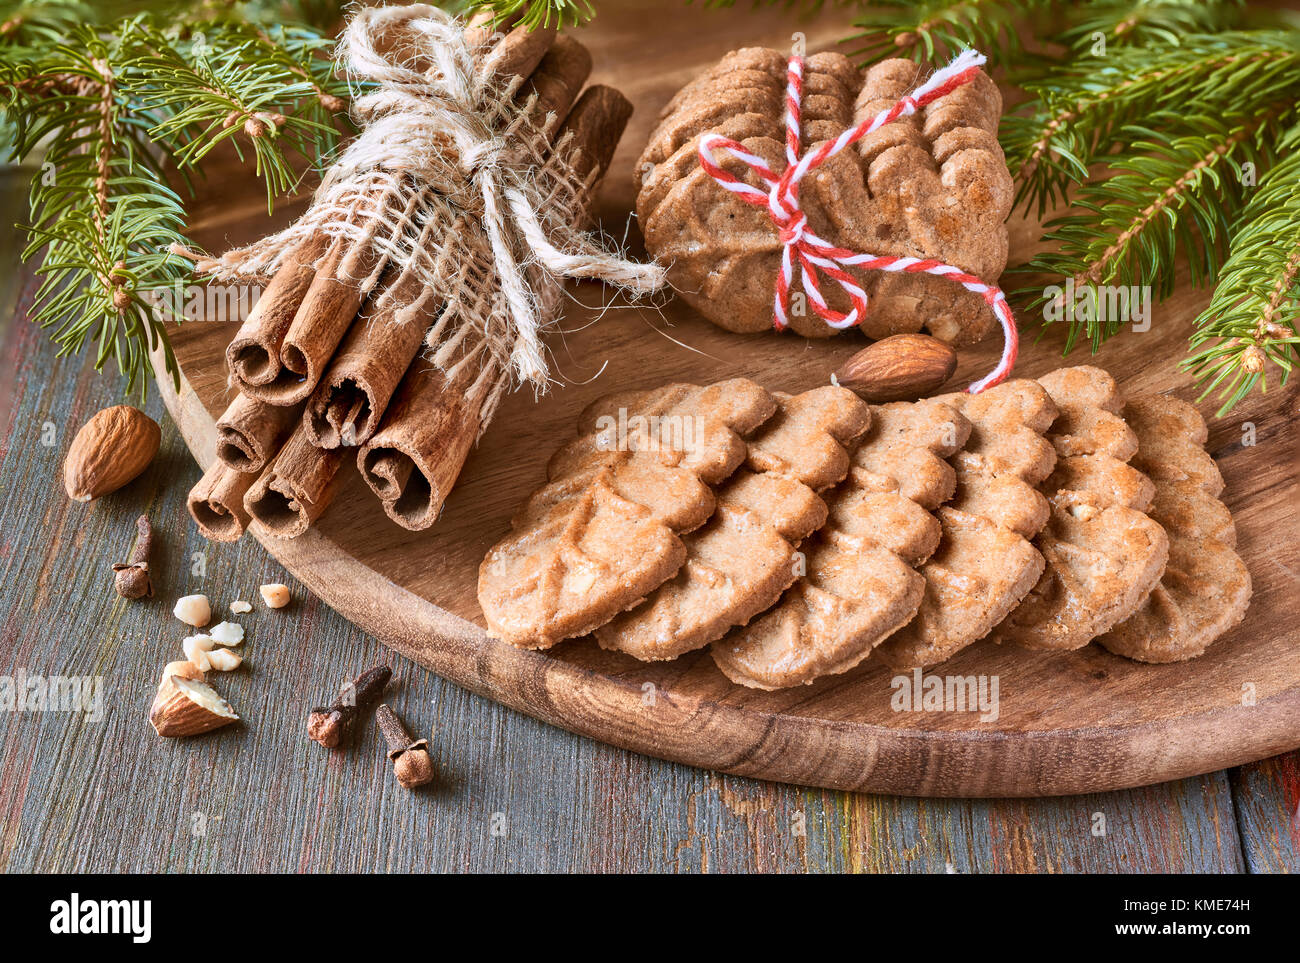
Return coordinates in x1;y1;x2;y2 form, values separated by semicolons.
1096;396;1251;662
993;367;1170;652
596;386;870;661
875;380;1058;670
713;397;971;690
636;49;1013;343
478;379;776;649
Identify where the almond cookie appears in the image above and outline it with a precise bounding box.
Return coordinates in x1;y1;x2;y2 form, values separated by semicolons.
875;380;1057;670
713;397;971;689
478;379;776;649
1097;395;1251;662
993;367;1170;652
595;386;869;661
636;51;1013;343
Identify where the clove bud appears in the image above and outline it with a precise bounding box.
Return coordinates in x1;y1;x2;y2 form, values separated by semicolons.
307;665;391;748
112;514;154;599
375;704;434;789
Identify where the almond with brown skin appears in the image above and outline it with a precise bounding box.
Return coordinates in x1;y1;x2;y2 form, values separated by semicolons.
150;671;239;738
832;334;958;402
63;405;160;502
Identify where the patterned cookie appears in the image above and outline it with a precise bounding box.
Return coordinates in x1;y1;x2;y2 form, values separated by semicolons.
875;380;1057;670
636;51;1013;343
713;397;971;689
478;379;776;649
596;386;870;661
636;52;854;219
993;367;1170;652
1097;395;1251;662
658;49;858;125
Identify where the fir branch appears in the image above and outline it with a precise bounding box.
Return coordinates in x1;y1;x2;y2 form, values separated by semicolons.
1060;0;1242;51
1017;112;1273;353
0;0;92;47
1002;30;1300;215
0;5;349;393
129;23;344;210
848;0;1052;71
1184;129;1300;413
7;22;191;393
456;0;596;29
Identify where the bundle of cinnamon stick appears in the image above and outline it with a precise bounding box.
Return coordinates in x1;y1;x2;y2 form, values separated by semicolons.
188;13;637;542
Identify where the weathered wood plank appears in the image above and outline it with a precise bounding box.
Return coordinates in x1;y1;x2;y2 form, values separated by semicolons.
0;4;1287;874
1230;752;1300;874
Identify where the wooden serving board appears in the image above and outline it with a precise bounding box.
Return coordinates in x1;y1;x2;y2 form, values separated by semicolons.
153;1;1300;796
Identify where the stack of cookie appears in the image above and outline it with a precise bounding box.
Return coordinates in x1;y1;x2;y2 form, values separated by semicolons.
477;366;1251;688
634;48;1014;345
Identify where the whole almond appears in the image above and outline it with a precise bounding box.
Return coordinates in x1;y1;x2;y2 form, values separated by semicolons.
63;405;160;502
832;334;958;402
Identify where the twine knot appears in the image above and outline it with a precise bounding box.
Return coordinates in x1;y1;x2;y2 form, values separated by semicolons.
697;48;1018;394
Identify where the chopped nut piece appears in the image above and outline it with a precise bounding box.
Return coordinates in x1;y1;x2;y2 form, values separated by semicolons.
150;676;238;737
260;583;291;609
161;660;204;684
173;594;212;627
182;634;215;672
209;621;244;646
230;600;252;614
206;648;243;671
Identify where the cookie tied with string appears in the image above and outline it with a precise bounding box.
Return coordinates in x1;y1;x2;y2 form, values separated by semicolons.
636;48;1013;345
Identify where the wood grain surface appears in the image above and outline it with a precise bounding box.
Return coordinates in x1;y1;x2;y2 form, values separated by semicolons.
159;2;1299;796
0;1;1296;871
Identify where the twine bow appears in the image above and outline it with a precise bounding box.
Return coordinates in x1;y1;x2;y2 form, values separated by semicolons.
697;49;1018;394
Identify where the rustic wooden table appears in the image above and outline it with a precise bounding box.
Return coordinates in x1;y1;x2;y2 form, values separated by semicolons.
1;2;1297;871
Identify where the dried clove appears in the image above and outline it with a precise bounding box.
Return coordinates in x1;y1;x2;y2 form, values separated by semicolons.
307;665;391;748
375;704;434;789
112;514;154;599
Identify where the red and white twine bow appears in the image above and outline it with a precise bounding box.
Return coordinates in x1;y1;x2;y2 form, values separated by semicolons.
697;49;1017;394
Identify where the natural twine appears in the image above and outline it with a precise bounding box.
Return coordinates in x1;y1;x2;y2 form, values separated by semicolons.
187;4;664;423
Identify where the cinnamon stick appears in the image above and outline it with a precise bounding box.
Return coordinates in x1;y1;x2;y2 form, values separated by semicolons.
233;22;557;412
557;85;635;188
225;237;327;388
481;21;558;85
358;362;483;531
522;35;593;138
357;83;632;530
302;34;592;454
302;269;433;450
243;425;347;538
228;24;573;536
188;460;256;543
215;391;305;473
239;239;379;406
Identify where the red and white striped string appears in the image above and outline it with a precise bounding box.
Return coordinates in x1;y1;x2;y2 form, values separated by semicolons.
696;48;1017;394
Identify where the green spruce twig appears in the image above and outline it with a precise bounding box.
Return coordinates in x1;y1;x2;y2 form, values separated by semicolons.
1001;30;1300;216
1184;127;1300;413
0;3;349;394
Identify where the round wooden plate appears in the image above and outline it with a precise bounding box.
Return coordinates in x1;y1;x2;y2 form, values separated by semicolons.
154;2;1300;796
